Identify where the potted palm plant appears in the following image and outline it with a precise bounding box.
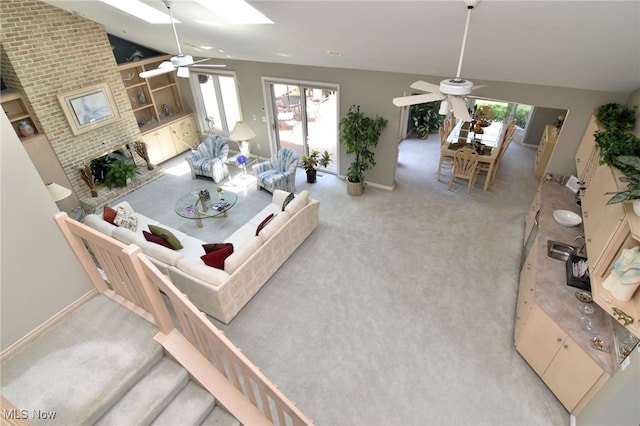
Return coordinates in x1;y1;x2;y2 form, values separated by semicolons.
339;105;388;195
301;149;331;183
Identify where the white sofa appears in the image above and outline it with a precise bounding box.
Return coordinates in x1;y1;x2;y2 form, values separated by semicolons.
84;190;319;323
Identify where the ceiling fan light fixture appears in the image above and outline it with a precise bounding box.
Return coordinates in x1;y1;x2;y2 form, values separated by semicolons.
438;99;451;115
171;55;194;67
177;67;189;78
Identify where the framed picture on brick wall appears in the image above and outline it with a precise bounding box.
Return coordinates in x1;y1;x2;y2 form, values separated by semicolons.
57;83;120;136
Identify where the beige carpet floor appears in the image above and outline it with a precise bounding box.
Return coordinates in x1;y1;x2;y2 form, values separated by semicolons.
116;134;569;425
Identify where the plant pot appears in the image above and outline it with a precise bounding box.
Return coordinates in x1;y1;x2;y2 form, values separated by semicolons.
633;199;640;217
347;179;364;196
306;169;317;183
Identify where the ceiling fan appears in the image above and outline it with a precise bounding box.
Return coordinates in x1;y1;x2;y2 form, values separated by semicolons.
139;0;225;79
392;0;484;122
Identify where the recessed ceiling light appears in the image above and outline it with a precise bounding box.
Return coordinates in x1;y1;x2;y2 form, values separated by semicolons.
99;0;178;24
326;50;343;57
194;0;273;24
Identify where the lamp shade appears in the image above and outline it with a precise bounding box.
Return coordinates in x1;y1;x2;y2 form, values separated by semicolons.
46;182;72;202
229;120;255;141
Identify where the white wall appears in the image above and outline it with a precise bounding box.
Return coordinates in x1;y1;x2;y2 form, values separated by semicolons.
1;113;92;350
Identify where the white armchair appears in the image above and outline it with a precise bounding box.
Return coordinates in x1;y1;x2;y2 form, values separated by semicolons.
252;148;300;193
185;135;230;183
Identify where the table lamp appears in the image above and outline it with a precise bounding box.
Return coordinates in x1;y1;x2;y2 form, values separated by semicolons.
229;120;255;157
46;182;72;202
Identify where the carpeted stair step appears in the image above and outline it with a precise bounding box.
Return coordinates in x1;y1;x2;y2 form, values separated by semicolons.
0;295;162;425
95;356;189;425
151;380;215;425
199;405;241;426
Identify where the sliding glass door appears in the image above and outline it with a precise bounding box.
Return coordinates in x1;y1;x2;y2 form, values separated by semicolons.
265;80;338;174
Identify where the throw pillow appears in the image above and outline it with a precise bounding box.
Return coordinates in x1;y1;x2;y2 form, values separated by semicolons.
148;224;183;250
282;192;295;211
103;205;117;224
200;244;234;270
143;230;172;249
202;242;233;253
255;213;274;236
113;206;138;231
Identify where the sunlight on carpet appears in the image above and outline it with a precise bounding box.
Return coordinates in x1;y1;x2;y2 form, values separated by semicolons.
164;162;191;177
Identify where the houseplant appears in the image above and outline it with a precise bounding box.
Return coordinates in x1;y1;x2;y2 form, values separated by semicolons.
410;102;442;139
104;159;138;188
606;155;640;215
339;105;388;195
593;103;640;175
301;149;331;183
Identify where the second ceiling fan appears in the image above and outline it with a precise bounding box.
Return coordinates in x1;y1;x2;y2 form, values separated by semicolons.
139;0;225;79
393;0;484;122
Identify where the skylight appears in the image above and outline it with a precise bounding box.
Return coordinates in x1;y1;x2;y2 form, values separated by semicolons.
194;0;274;24
99;0;179;24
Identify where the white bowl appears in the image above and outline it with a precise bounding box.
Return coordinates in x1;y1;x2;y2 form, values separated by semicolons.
553;209;582;227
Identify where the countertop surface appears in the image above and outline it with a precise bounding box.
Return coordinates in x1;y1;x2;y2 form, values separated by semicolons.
533;176;616;376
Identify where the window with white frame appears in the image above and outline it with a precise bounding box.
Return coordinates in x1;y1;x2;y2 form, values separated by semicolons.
190;71;241;135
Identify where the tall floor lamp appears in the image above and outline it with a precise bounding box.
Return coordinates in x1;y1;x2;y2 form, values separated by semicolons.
229;120;255;157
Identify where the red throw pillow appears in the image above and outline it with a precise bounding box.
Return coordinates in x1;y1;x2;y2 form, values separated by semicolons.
103;205;117;224
143;230;172;249
202;242;233;253
201;244;234;270
255;213;274;236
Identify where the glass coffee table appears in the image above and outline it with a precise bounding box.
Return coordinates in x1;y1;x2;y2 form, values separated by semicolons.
175;188;238;228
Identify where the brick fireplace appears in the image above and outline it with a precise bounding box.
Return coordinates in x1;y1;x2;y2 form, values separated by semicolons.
0;0;162;211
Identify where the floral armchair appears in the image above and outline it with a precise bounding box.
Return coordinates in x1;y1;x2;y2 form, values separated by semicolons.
252;148;300;193
185;135;230;183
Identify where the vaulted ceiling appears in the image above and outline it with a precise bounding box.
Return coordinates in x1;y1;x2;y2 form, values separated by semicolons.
42;1;640;94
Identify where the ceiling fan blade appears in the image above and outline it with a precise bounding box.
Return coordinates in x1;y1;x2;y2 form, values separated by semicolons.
450;97;471;122
409;80;441;93
193;64;227;68
139;66;176;79
471;84;486;91
393;92;444;107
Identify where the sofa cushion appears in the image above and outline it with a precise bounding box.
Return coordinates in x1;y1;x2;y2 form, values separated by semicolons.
255;213;275;236
84;214;116;236
112;226;143;245
282;192;295;211
225;223;258;250
176;257;230;288
148;224;183;250
138;240;183;267
143;230;172;249
284;190;309;216
224;236;262;274
203;242;233;253
113;205;138;231
201;244;234;270
103;206;117;224
256;211;290;241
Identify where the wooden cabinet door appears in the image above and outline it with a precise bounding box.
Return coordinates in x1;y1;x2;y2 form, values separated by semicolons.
515;242;537;340
581;164;625;269
542;336;604;412
515;305;566;376
575;115;599;184
141;131;164;165
524;186;541;245
169;115;198;153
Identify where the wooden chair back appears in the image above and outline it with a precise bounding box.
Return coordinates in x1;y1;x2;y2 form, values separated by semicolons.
449;147;479;193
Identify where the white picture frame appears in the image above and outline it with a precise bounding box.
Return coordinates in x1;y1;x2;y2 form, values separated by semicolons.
57;83;120;136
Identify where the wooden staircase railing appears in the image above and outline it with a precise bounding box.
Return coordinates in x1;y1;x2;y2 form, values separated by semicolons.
53;212;312;426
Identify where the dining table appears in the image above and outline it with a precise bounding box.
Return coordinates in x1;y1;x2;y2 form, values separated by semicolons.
443;120;504;191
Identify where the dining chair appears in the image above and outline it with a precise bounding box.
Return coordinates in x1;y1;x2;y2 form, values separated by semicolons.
477;124;516;186
448;147;479;193
436;120;454;180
